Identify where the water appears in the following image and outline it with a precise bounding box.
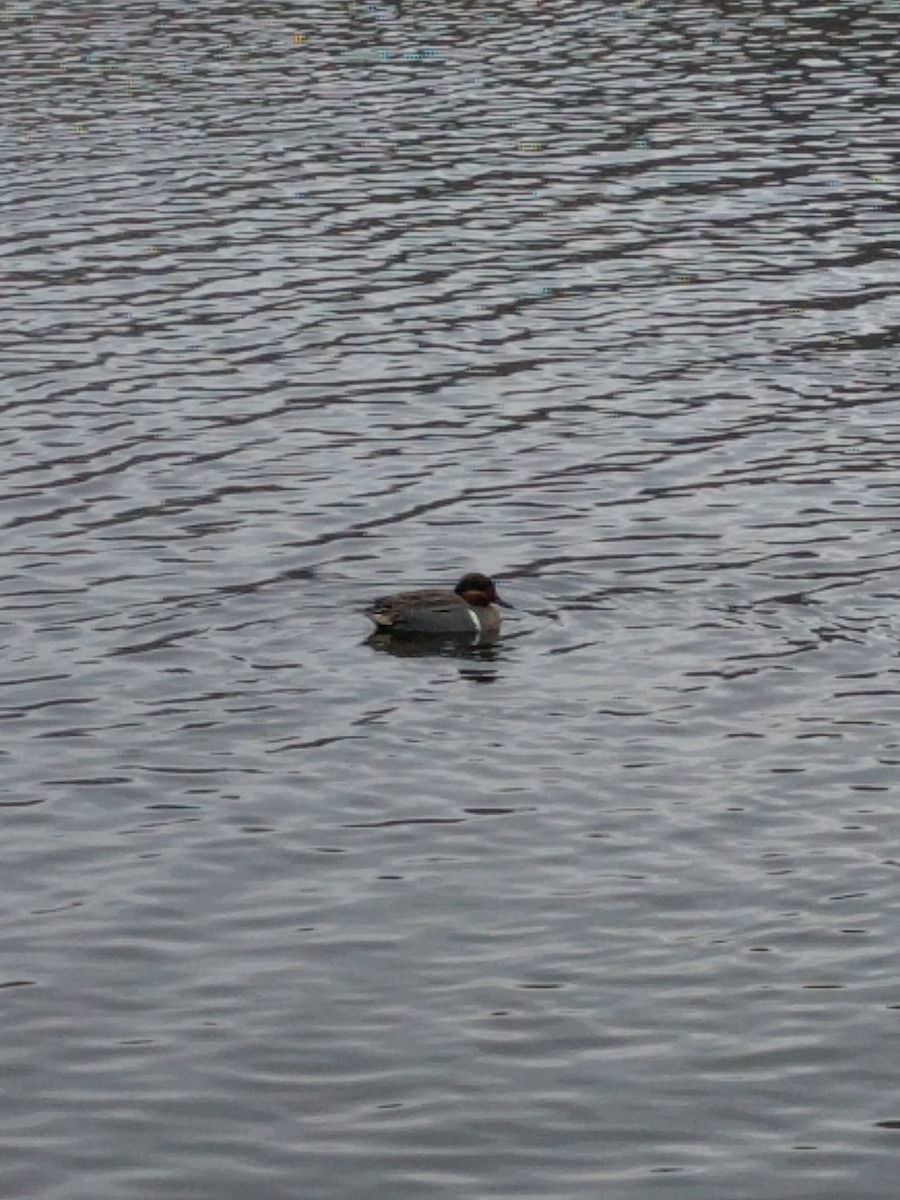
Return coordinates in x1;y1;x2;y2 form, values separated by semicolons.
2;1;899;1196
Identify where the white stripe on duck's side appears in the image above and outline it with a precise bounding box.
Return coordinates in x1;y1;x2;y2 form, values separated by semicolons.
467;607;481;634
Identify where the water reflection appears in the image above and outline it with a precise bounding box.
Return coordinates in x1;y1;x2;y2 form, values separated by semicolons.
364;628;504;670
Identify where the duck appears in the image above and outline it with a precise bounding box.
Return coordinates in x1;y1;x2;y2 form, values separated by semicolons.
365;572;511;638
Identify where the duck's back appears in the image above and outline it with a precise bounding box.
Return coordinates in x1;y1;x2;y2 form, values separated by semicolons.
368;588;480;635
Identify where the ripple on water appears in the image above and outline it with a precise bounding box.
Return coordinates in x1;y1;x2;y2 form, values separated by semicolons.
1;1;899;1197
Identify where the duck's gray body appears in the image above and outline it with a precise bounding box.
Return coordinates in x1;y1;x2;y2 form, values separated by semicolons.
365;573;509;638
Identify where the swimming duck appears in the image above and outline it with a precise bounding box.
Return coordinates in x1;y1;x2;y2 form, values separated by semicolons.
366;572;511;637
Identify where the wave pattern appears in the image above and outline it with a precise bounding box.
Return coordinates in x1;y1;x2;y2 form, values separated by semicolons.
1;1;899;1197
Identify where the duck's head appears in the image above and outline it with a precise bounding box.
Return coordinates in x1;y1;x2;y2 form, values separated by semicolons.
454;573;512;609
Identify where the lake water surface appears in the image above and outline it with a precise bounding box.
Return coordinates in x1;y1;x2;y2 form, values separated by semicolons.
2;1;900;1197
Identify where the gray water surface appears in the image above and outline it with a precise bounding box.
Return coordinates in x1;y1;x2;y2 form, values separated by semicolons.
2;1;900;1197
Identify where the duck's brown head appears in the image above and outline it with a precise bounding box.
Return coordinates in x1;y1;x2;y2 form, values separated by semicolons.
454;573;512;608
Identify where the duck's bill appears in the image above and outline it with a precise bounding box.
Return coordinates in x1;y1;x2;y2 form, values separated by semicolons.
496;595;513;609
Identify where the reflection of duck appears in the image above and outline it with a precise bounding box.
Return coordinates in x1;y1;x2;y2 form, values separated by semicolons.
366;629;503;664
365;572;511;638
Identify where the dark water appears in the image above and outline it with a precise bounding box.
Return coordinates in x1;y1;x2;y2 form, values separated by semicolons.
2;1;899;1196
